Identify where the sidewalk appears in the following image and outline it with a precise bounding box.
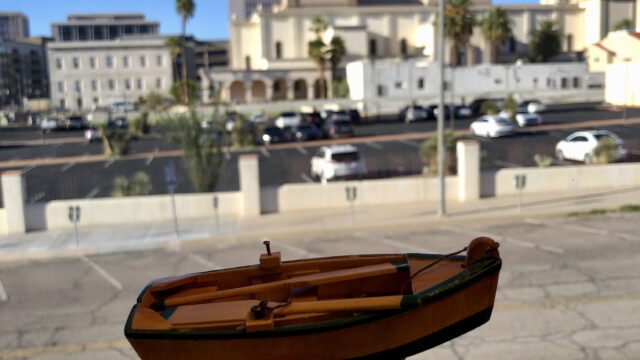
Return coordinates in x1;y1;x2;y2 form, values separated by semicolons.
1;185;639;262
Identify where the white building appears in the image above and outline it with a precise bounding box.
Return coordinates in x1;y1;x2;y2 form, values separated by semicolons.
202;0;636;105
48;37;173;110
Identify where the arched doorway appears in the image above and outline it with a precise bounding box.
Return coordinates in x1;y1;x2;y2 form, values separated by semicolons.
313;79;327;99
272;79;287;101
293;79;307;100
251;80;266;102
229;81;245;103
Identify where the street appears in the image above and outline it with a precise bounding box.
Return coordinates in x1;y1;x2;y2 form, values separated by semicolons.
1;211;639;359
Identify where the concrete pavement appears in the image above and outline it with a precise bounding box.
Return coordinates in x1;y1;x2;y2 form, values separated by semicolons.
1;185;638;262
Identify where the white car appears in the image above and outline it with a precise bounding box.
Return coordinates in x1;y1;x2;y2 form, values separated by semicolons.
249;113;268;124
518;100;545;114
274;112;302;128
499;110;542;127
555;130;627;164
470;115;515;138
84;127;100;142
40;116;59;130
310;145;366;182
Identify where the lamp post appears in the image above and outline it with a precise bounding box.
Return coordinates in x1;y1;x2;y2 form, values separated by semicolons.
622;58;631;122
437;0;446;217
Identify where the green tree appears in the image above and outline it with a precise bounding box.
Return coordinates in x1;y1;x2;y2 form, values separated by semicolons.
328;36;347;96
503;94;517;120
175;0;195;105
111;171;152;197
170;80;199;106
445;0;476;66
613;19;633;31
593;137;618;164
480;100;499;115
529;20;562;62
102;127;129;157
164;36;181;84
308;17;329;99
143;92;165;125
481;7;513;64
166;111;224;192
419;129;457;175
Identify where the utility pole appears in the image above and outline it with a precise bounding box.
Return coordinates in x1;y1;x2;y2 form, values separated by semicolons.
437;0;447;217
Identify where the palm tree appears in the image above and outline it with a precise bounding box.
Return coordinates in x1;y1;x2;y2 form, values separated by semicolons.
529;20;562;62
613;18;632;31
328;36;346;96
165;36;181;84
175;0;195;105
481;7;513;64
444;0;476;66
308;38;328;99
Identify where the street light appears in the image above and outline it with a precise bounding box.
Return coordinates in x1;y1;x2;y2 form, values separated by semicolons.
622;57;631;122
437;0;446;217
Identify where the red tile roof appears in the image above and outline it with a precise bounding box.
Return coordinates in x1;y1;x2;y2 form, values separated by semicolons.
593;42;615;54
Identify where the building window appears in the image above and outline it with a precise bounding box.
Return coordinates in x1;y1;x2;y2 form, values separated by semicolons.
533;77;538;89
74;80;81;92
59;99;66;109
155;78;162;90
136;78;143;90
377;84;385;97
140;55;147;67
275;41;282;59
573;77;581;88
546;78;555;89
369;39;377;57
123;56;130;68
156;55;163;66
508;36;516;53
57;81;65;93
106;55;114;68
400;38;408;57
125;79;131;90
76;97;83;109
89;57;96;69
561;77;569;89
566;34;573;53
593;57;600;63
395;81;403;89
93;97;99;105
55;57;63;70
91;79;98;91
108;79;115;90
245;55;251;70
417;78;425;90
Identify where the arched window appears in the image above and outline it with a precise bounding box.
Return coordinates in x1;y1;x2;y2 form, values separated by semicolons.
275;41;282;59
566;34;573;53
369;39;377;58
400;38;408;57
245;55;251;70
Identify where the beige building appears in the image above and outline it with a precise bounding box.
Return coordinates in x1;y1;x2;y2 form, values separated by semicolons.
202;0;636;105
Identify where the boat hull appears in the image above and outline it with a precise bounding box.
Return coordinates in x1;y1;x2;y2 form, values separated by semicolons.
126;258;500;360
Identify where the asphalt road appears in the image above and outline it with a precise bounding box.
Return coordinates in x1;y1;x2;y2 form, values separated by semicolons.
1;212;639;359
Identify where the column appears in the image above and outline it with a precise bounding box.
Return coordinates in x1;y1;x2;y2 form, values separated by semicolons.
239;154;261;216
1;170;27;234
286;81;295;101
244;82;252;104
456;140;480;202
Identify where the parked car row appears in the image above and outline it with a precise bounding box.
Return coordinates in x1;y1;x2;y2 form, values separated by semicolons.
398;104;473;123
258;109;359;145
39;114;87;131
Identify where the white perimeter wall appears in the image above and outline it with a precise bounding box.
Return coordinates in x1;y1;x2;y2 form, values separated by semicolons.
495;163;640;196
275;176;458;213
25;192;241;231
0;208;6;235
605;61;640;107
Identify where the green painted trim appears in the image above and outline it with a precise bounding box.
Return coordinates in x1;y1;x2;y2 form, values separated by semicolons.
161;306;177;320
393;262;410;272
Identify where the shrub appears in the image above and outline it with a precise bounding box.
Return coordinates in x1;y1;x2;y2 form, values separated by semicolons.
128;112;150;138
533;154;553;168
102;128;129;157
503;95;518;120
481;100;499;115
619;204;640;213
419;129;457;175
593;137;618;164
111;171;152;197
231;114;254;148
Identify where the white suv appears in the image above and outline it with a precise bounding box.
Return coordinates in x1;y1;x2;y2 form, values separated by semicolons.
310;145;366;182
555;130;627;164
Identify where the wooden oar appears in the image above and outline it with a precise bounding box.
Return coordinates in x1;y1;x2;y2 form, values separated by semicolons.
151;262;408;311
272;295;408;316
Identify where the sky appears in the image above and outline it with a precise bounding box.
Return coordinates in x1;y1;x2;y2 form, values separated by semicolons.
1;0;538;40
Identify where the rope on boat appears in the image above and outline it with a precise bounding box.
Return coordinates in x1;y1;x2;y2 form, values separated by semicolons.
400;246;469;294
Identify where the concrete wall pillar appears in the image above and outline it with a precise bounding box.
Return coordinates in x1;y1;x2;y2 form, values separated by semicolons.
456;140;480;202
239;154;261;216
286;81;295;100
1;170;27;234
244;82;253;104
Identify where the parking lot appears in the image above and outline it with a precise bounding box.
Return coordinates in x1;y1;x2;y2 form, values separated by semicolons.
1;212;639;359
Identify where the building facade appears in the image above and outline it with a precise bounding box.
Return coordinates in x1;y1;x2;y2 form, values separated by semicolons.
0;12;29;41
202;0;635;105
193;39;229;85
47;14;178;111
0;37;50;110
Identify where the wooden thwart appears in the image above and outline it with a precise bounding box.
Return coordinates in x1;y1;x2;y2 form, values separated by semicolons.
159;262;405;309
273;295;405;316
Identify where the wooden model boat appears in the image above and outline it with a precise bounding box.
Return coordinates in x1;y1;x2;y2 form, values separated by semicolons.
125;237;501;359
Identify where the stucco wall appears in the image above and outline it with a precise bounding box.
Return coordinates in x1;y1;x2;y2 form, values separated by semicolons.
495;163;640;196
277;176;458;213
0;208;6;235
25;192;242;231
605;61;640;107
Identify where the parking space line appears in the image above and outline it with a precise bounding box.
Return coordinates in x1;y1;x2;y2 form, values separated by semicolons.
103;159;115;169
371;237;436;254
525;218;609;236
301;173;313;183
296;146;309;155
493;160;522;168
28;191;45;204
441;225;564;254
260;147;270;158
85;187;100;199
278;243;321;258
0;279;8;302
399;139;420;148
60;162;75;172
80;256;123;291
187;253;221;269
365;141;383;150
